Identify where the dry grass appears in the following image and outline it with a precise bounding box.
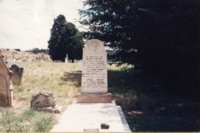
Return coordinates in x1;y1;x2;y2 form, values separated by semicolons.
11;61;81;109
0;50;82;131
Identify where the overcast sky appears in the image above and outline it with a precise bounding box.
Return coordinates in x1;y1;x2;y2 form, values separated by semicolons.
0;0;85;50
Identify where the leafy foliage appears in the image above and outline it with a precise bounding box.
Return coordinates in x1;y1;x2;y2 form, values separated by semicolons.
30;48;48;54
65;23;84;62
48;15;67;62
79;0;199;96
48;15;84;62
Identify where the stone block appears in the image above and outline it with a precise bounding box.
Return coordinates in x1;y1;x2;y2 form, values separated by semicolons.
76;93;112;103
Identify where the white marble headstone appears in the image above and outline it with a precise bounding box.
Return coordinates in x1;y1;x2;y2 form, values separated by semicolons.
81;39;107;93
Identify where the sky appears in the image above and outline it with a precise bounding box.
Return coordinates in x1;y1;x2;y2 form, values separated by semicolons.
0;0;85;50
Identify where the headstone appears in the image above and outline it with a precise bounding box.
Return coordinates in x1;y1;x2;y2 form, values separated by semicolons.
0;53;13;107
10;64;24;85
81;39;107;93
77;39;111;103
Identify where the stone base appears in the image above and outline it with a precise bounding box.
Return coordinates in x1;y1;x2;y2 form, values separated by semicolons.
76;93;112;103
50;101;131;132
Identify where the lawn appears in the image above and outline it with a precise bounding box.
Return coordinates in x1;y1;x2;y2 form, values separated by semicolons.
0;53;199;132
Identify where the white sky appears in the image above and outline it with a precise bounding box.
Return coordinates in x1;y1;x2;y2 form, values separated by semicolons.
0;0;85;50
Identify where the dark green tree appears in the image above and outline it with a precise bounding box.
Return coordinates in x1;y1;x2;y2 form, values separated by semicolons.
67;33;84;63
65;23;84;63
48;15;67;62
79;0;199;96
48;15;83;62
31;48;48;54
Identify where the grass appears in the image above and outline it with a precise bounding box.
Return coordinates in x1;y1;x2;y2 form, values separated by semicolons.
11;61;81;107
0;51;199;132
0;55;82;132
108;65;200;131
0;108;56;132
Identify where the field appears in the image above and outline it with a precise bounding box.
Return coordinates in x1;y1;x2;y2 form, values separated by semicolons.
0;50;81;131
0;50;199;132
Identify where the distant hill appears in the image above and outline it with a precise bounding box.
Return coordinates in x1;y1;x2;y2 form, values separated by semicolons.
1;48;51;62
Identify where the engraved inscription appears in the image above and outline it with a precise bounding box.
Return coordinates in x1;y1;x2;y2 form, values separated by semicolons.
83;56;106;75
82;55;107;89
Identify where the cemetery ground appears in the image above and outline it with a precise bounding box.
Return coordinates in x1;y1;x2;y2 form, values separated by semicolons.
0;51;199;132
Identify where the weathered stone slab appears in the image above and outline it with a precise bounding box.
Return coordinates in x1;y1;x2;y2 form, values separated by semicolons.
76;93;112;103
30;91;62;113
51;101;131;132
81;39;107;93
10;64;24;85
30;91;56;109
0;54;13;107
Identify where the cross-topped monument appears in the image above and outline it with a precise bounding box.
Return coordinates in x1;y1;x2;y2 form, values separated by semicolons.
77;39;111;103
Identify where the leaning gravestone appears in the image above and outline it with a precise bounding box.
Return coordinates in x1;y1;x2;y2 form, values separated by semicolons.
10;64;24;85
77;39;111;103
0;52;13;107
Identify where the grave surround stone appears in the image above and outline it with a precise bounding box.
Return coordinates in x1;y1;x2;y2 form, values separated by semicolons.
51;101;131;132
77;39;111;103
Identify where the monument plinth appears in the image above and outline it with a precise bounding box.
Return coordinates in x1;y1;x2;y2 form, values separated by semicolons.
77;39;111;103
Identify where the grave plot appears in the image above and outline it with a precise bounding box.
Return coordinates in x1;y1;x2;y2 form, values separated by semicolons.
51;39;131;132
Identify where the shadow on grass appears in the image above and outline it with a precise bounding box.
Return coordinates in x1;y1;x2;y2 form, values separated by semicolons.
60;71;81;87
108;68;200;132
60;68;200;131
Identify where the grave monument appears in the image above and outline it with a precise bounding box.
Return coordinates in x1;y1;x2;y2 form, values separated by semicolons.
0;50;13;107
51;39;130;132
77;39;111;103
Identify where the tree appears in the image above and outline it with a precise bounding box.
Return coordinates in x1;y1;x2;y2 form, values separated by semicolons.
48;15;83;62
48;15;67;62
79;0;199;96
67;32;84;63
31;48;48;54
65;23;84;63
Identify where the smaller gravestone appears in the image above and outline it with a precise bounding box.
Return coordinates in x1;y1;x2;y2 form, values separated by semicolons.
30;91;61;113
77;39;111;103
0;53;13;107
10;64;24;85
